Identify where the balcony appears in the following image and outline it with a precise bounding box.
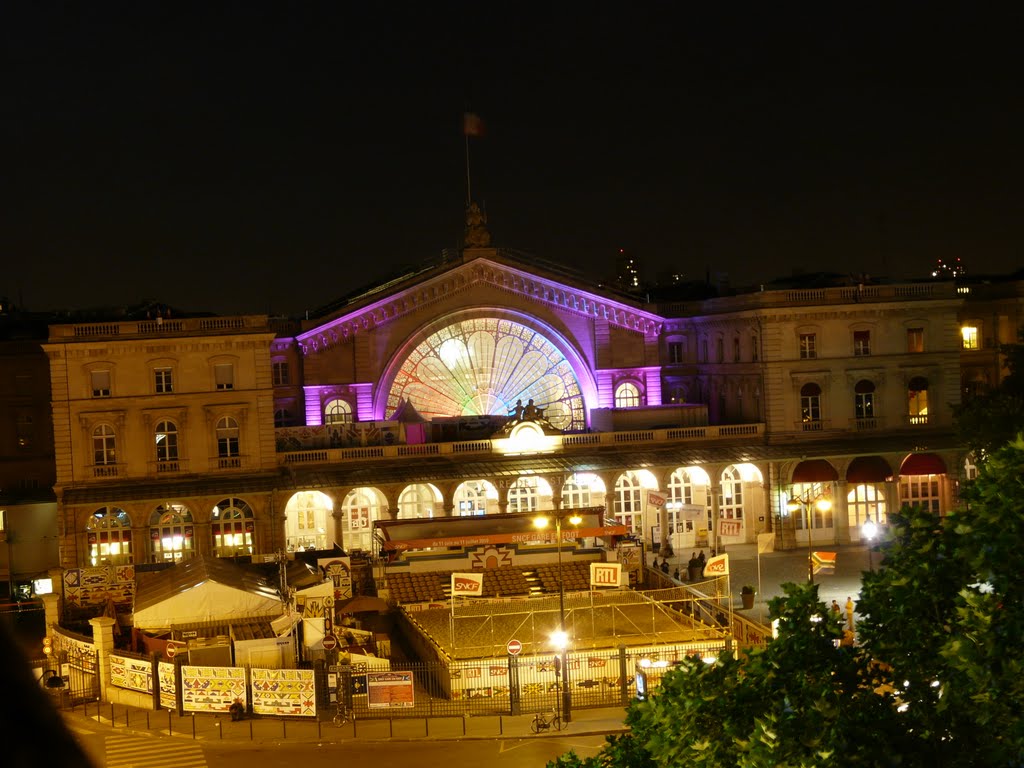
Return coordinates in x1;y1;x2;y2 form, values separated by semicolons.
211;456;244;471
907;414;930;426
278;423;765;468
150;459;187;474
850;417;880;431
91;463;124;479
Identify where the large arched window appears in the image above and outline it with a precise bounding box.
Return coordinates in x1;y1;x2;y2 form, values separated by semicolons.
285;491;332;551
454;480;494;516
615;382;640;408
87;506;133;566
93;424;117;466
211;498;254;557
908;376;929;425
800;383;822;427
719;466;744;521
667;467;711;533
398;484;438;519
846;485;887;538
149;503;194;563
385;317;586;431
507;476;550;514
325;398;353;425
216;417;240;465
341;488;384;553
613;471;646;532
155;420;178;469
561;473;603;510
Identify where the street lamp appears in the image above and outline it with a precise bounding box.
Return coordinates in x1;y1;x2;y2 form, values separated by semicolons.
861;515;878;572
534;511;582;723
786;493;832;585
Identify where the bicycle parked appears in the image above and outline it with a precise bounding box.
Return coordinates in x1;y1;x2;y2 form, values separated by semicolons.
332;702;353;727
530;708;565;733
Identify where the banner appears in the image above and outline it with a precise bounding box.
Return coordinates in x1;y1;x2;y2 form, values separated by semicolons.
718;519;742;537
647;491;666;508
812;551;837;576
703;553;729;577
451;572;484;597
589;562;621;588
757;532;776;554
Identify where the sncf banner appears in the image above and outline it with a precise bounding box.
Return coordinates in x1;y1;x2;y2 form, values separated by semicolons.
451;572;484;597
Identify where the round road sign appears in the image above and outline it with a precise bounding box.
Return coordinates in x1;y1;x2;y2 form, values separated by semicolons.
506;638;522;656
166;642;181;658
322;634;339;651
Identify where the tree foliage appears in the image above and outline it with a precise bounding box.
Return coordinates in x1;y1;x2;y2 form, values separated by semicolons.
550;438;1024;767
954;340;1024;460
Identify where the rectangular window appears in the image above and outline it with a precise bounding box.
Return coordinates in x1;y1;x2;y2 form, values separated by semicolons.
733;337;741;362
154;367;173;394
961;326;979;350
668;342;683;364
215;363;234;390
799;333;816;360
716;338;724;362
853;330;871;357
91;370;111;397
272;361;290;386
751;335;759;362
907;328;924;353
700;339;708;363
15;411;34;448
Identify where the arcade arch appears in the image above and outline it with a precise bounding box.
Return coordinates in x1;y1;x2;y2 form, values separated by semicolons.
283;490;333;551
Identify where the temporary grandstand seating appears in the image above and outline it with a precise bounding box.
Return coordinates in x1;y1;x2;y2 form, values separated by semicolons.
387;565;546;604
534;562;591;593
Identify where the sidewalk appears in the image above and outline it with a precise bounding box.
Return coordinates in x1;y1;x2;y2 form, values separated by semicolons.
62;700;630;748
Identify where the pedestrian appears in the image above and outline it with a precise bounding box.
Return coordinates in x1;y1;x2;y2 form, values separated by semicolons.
697;550;706;568
229;698;245;721
846;596;855;630
831;599;841;617
673;566;680;581
660;559;669;574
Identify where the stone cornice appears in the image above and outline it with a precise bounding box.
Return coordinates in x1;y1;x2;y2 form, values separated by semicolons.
297;258;664;355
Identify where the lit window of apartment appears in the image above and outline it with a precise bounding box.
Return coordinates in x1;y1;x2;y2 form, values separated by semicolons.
907;327;924;353
668;342;684;364
908;377;929;425
799;333;817;360
325;399;353;425
154;367;173;394
214;363;235;390
854;380;875;419
91;370;112;397
272;361;290;386
615;382;640;408
15;411;34;448
800;383;822;424
853;330;871;357
961;325;979;350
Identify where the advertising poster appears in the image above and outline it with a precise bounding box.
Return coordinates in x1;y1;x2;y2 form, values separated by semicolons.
367;671;415;708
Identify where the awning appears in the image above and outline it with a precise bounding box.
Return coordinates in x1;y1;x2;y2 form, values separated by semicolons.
791;459;839;483
900;453;947;476
846;456;893;483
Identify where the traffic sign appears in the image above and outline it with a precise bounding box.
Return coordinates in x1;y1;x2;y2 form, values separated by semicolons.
322;634;339;651
506;638;522;656
166;642;183;658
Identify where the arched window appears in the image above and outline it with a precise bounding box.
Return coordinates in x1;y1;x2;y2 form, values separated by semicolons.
93;424;117;466
854;380;875;421
615;382;640;408
613;472;644;532
454;480;493;516
155;420;178;468
667;468;711;533
274;408;292;428
285;491;331;551
908;376;929;425
800;383;822;427
325;398;353;426
211;498;254;557
149;503;194;563
341;488;382;553
846;485;887;538
398;484;436;519
507;477;540;514
719;466;744;521
561;473;601;509
216;417;239;462
87;506;133;566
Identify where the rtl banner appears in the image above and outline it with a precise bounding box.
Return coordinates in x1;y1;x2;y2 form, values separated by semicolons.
451;572;484;597
703;554;729;577
590;562;622;588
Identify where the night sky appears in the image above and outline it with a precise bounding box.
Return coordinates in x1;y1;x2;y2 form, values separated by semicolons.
4;6;1023;316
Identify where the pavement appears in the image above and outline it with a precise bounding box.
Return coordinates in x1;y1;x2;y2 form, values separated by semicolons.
61;699;631;748
58;543;872;749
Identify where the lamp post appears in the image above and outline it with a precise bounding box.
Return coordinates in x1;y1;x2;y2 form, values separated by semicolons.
534;510;582;723
786;494;832;585
861;516;878;572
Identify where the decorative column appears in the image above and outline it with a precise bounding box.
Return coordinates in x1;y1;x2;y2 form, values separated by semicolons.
835;480;851;544
90;616;117;702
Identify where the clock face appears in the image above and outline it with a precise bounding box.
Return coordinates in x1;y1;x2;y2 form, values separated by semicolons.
386;317;584;430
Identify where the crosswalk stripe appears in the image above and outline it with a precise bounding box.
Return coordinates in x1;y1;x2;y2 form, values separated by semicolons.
105;735;207;768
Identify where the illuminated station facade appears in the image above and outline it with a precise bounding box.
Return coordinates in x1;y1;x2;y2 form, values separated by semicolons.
26;245;1020;597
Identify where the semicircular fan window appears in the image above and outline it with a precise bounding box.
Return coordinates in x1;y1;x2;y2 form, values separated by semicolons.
386;317;584;431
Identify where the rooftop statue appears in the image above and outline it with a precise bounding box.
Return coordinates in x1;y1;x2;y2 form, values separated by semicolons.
464;201;491;248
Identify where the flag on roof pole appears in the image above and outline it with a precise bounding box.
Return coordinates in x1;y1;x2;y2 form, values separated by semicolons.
812;551;837;576
757;532;776;554
463;112;485;137
451;572;484;597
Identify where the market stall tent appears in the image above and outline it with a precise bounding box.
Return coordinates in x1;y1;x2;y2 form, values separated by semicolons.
132;554;284;631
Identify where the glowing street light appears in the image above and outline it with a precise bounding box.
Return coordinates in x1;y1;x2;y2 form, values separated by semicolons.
534;511;582;723
786;494;832;585
862;516;879;571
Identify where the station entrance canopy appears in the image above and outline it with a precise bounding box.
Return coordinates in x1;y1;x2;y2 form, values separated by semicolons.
375;507;629;552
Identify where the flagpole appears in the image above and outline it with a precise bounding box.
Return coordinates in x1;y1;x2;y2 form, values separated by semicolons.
757;547;763;624
465;131;472;204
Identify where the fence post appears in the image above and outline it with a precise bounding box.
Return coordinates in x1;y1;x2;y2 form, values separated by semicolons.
618;645;629;707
